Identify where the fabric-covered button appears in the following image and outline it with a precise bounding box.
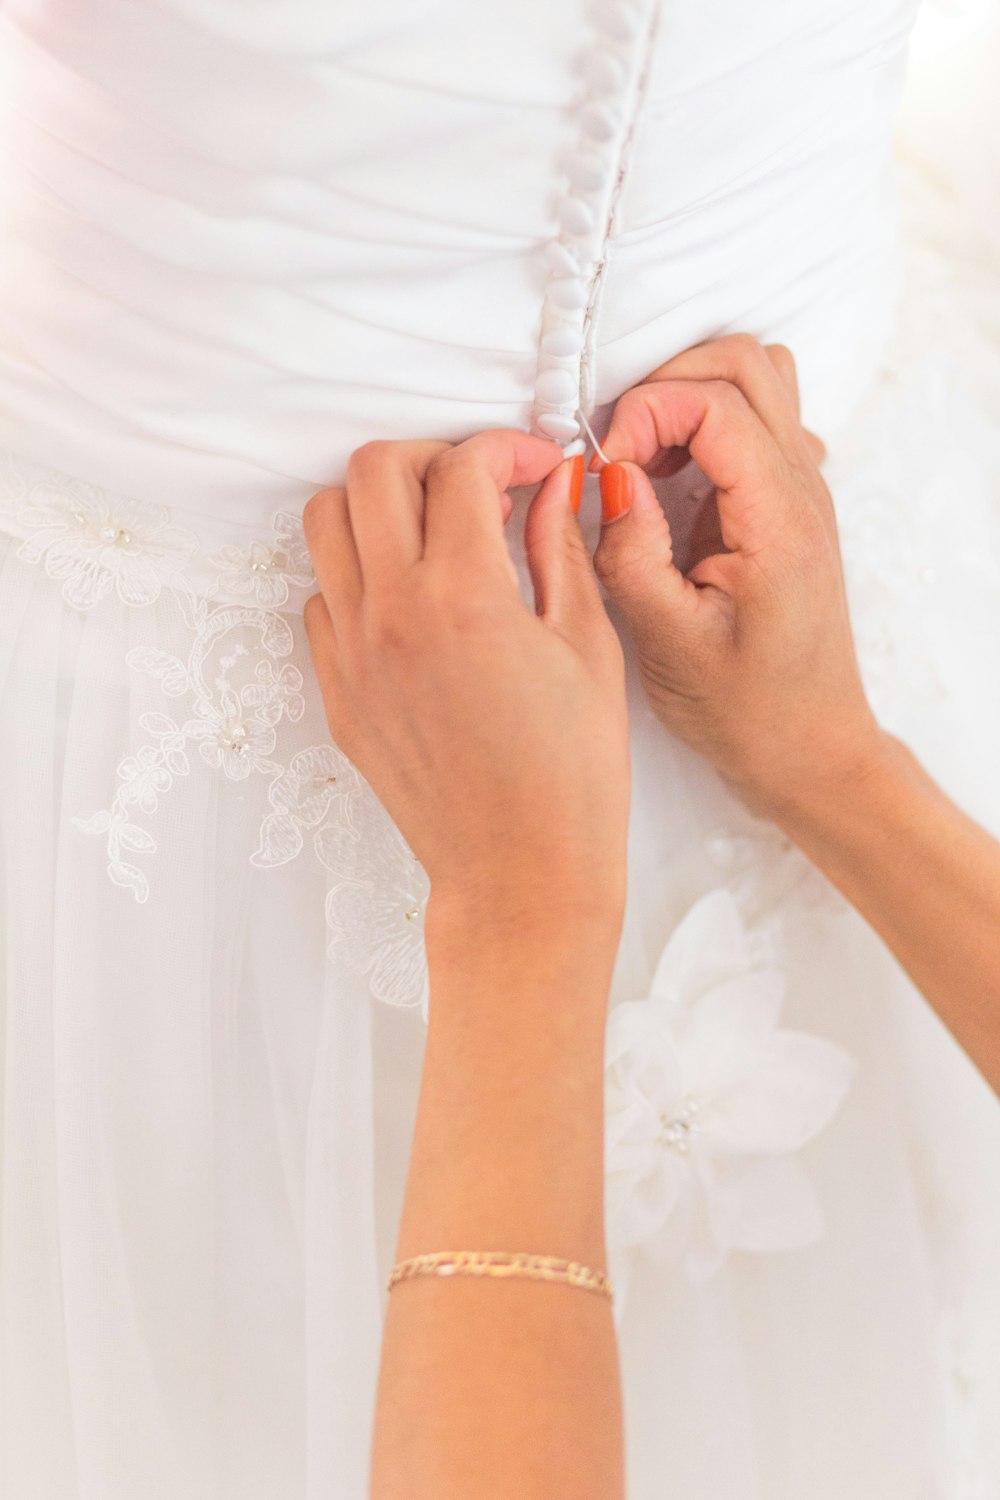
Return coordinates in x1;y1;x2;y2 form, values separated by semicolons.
544;240;580;276
565;150;609;192
547;277;589;311
580;102;620;141
532;0;655;451
541;325;586;358
536;413;582;441
596;0;641;43
558;196;596;236
536;366;579;405
581;101;620;141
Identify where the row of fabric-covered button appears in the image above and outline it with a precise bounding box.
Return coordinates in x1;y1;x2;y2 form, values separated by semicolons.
532;0;656;449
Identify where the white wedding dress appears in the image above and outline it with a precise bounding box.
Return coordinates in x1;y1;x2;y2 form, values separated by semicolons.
1;1;999;1496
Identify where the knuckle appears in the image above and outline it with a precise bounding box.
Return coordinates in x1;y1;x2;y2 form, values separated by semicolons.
346;439;393;488
706;378;750;419
425;447;462;486
723;331;768;367
365;592;418;652
302;487;338;542
766;341;796;376
425;441;478;491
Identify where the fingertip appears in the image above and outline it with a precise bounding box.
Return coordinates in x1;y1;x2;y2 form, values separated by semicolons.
504;429;565;487
524;454;581;549
465;428;564;491
600;462;631;524
569;452;584;514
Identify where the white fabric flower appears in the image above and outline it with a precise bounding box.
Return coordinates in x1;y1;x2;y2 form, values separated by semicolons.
605;889;854;1283
209;513;314;607
18;483;197;609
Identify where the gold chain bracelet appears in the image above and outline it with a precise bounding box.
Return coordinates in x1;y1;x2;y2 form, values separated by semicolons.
387;1251;614;1301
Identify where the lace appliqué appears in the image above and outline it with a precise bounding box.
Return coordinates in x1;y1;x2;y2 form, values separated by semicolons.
252;745;431;1014
2;454;430;1007
74;599;306;902
15;473;199;608
208;513;314;608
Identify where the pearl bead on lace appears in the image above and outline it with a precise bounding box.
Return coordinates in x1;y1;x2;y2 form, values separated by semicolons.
222;722;249;753
659;1098;700;1154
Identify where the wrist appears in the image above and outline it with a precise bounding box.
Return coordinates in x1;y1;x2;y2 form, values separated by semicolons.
766;725;912;849
734;714;892;827
426;863;625;964
424;879;622;1025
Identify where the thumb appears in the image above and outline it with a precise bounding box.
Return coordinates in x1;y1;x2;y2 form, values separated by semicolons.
592;462;702;631
524;455;605;635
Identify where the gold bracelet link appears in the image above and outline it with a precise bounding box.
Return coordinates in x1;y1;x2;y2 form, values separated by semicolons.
387;1251;614;1301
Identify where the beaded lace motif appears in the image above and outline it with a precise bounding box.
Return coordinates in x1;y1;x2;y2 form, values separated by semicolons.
0;451;430;1011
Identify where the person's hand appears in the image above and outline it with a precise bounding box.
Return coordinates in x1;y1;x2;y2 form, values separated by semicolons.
303;431;630;932
591;334;882;818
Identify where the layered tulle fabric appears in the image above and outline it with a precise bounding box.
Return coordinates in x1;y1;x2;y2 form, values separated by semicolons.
2;0;1000;1496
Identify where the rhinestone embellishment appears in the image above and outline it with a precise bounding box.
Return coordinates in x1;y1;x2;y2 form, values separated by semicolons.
659;1098;700;1154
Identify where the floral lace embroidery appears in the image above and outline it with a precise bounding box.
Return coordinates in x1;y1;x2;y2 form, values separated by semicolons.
208;513;314;608
17;475;199;609
73;599;306;902
1;454;431;1007
316;804;430;1016
252;745;431;1013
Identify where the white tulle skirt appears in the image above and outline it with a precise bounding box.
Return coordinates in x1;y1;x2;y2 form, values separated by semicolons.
3;39;1000;1500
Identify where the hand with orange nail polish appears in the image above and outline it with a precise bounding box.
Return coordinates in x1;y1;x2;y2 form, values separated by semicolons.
599;462;630;524
590;333;879;821
303;429;629;938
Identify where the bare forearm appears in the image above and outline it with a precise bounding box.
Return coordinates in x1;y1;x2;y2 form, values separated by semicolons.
370;896;625;1500
776;733;1000;1093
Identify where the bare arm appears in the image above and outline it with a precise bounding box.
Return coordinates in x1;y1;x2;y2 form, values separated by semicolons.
371;903;623;1500
592;333;1000;1095
777;733;1000;1092
303;434;628;1500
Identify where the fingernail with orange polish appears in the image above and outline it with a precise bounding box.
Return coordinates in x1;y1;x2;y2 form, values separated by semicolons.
569;453;584;514
600;462;630;523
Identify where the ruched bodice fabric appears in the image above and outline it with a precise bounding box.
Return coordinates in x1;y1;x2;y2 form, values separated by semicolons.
0;0;916;530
